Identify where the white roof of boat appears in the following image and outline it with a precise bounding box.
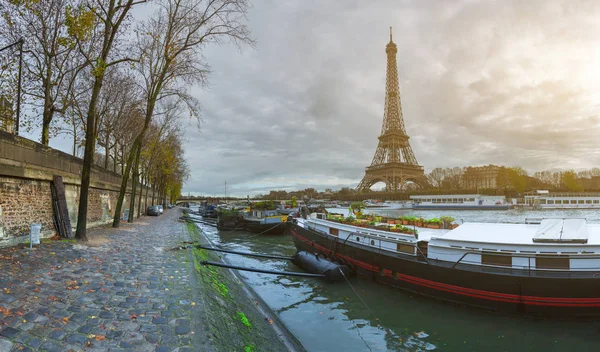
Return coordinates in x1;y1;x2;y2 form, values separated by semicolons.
533;219;588;243
430;220;600;246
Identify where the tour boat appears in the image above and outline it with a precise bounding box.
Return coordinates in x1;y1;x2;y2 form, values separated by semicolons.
364;200;413;209
525;191;600;209
410;194;511;210
287;214;600;317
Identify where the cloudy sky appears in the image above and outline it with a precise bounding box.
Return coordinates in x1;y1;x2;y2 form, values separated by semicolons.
36;0;600;196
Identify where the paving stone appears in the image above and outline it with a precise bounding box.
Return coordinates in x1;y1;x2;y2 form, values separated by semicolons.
39;341;62;352
65;333;88;345
119;341;132;348
175;325;190;335
29;326;52;337
48;329;67;341
26;337;43;349
99;311;115;319
145;333;160;344
15;345;34;352
0;339;13;351
0;326;21;338
152;317;167;324
140;324;158;332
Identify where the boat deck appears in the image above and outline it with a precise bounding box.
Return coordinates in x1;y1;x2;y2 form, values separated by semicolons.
429;221;600;246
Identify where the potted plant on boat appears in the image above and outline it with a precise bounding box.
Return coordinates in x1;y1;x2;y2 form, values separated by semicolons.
387;217;396;225
349;202;365;217
426;218;442;229
416;218;424;227
440;216;455;229
407;216;417;226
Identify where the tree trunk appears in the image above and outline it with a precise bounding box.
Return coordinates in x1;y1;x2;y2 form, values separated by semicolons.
113;142;118;173
144;177;150;212
75;76;103;241
127;145;141;223
120;146;125;175
72;128;77;156
152;185;155;205
112;139;139;227
137;173;144;218
104;132;110;169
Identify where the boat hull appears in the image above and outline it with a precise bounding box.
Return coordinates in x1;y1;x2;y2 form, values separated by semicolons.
244;221;286;235
287;222;600;317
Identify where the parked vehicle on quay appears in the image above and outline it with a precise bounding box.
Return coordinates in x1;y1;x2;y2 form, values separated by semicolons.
146;205;160;216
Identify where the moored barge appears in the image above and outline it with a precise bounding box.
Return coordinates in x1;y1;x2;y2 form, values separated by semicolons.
287;214;600;317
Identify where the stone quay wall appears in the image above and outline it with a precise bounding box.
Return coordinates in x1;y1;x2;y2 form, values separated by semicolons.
0;130;151;247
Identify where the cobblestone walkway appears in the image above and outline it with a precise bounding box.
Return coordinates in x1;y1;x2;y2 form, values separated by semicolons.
0;209;210;352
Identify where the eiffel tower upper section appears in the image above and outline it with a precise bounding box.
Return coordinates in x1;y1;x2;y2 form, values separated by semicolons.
356;28;428;192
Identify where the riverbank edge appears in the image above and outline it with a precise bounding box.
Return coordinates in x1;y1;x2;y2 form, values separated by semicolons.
185;221;306;352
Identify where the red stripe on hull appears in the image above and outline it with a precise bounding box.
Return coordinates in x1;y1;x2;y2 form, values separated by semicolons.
290;229;600;307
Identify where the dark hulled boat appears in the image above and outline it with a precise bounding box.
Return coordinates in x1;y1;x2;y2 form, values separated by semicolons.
217;208;286;235
287;214;600;317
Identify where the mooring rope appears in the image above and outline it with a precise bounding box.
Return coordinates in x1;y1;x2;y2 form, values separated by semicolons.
245;221;284;239
337;267;374;352
339;267;405;352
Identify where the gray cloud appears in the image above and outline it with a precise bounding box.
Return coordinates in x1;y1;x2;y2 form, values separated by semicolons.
178;0;600;196
30;0;600;196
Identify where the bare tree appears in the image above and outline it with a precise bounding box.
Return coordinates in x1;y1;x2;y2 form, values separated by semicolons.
112;0;254;227
427;167;445;188
1;0;88;144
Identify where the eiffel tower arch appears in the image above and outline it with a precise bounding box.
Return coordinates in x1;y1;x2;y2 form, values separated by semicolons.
356;27;429;193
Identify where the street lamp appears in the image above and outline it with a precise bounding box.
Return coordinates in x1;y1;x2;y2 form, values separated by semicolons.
0;38;24;136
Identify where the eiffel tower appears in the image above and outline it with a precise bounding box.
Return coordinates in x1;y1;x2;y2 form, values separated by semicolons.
356;28;429;192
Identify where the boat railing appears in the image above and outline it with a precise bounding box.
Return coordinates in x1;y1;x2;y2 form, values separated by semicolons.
304;222;426;260
450;250;600;274
307;220;416;244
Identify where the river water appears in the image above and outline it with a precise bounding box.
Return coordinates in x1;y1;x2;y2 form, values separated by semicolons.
193;208;600;352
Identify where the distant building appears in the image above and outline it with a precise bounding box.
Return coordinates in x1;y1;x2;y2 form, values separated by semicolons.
0;96;15;133
579;176;600;190
462;165;501;190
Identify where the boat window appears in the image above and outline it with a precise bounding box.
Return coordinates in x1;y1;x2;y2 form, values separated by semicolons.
586;200;592;204
470;198;475;201
481;253;512;267
594;200;600;204
554;200;561;204
371;240;375;245
547;200;554;204
570;200;577;204
329;228;339;237
356;237;360;242
539;199;547;204
396;243;414;254
536;256;570;270
578;200;584;204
